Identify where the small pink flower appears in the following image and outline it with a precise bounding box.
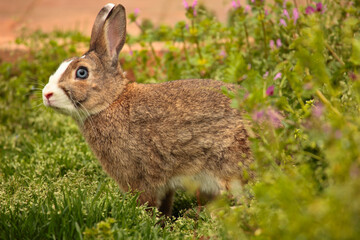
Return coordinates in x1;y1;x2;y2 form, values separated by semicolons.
192;0;198;8
293;8;299;24
183;0;189;9
219;50;227;57
335;129;342;139
349;72;357;80
283;9;290;19
263;71;269;78
269;40;275;49
304;83;313;90
245;5;251;13
244;92;249;100
276;38;282;47
231;0;238;8
252;108;283;128
134;8;140;16
313;103;324;117
264;9;269;16
252;110;265;121
280;18;287;27
266;85;274;96
283;0;288;7
274;72;282;80
267;108;283;128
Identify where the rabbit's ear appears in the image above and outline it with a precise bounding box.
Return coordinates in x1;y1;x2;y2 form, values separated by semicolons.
89;4;127;66
89;3;115;50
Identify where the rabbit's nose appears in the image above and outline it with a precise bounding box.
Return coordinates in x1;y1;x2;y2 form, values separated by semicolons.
44;92;53;100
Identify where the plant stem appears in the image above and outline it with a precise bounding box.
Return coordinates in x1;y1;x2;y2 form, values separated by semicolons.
325;42;345;66
191;19;203;60
195;37;203;59
181;28;190;63
243;22;250;50
148;42;162;75
315;90;341;116
260;10;268;58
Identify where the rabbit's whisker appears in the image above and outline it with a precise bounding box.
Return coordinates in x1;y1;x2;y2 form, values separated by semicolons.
77;102;96;133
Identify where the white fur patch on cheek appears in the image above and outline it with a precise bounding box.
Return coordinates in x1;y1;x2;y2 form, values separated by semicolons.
42;60;76;112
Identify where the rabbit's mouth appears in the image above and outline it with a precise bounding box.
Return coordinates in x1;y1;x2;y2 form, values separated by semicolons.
43;59;79;114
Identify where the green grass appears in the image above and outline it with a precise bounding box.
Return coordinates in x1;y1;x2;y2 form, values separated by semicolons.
2;1;360;239
0;90;218;239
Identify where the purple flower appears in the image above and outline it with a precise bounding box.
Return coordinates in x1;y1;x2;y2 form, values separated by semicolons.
192;0;198;16
349;72;357;80
316;2;323;12
267;108;283;128
274;72;282;80
293;8;299;24
219;50;226;57
252;110;265;121
305;2;325;15
252;108;283;128
313;103;324;117
129;50;133;56
305;6;315;14
243;92;249;100
280;18;287;27
283;9;290;19
276;38;282;48
283;0;288;8
265;9;269;16
231;1;242;9
183;0;189;9
266;85;274;96
335;129;342;139
269;40;275;49
231;0;238;8
303;83;313;90
134;8;140;17
263;71;269;78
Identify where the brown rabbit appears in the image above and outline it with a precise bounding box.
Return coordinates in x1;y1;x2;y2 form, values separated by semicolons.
42;3;252;216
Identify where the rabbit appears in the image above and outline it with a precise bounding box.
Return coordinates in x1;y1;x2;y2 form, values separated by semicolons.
42;3;252;216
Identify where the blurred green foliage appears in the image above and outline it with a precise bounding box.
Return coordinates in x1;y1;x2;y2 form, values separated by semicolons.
1;0;360;239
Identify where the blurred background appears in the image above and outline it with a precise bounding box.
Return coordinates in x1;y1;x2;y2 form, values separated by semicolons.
0;0;308;45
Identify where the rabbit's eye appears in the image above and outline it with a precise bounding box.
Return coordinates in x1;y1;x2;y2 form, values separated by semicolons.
76;67;89;79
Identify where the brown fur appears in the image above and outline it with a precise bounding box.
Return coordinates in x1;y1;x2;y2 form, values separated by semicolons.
81;79;252;208
44;4;253;216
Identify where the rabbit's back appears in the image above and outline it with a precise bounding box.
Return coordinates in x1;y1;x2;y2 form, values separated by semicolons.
83;79;252;192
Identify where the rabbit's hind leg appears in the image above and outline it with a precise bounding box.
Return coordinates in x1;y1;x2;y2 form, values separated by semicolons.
197;190;218;206
158;189;175;217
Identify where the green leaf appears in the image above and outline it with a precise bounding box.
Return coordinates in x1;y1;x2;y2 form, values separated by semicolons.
350;39;360;65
